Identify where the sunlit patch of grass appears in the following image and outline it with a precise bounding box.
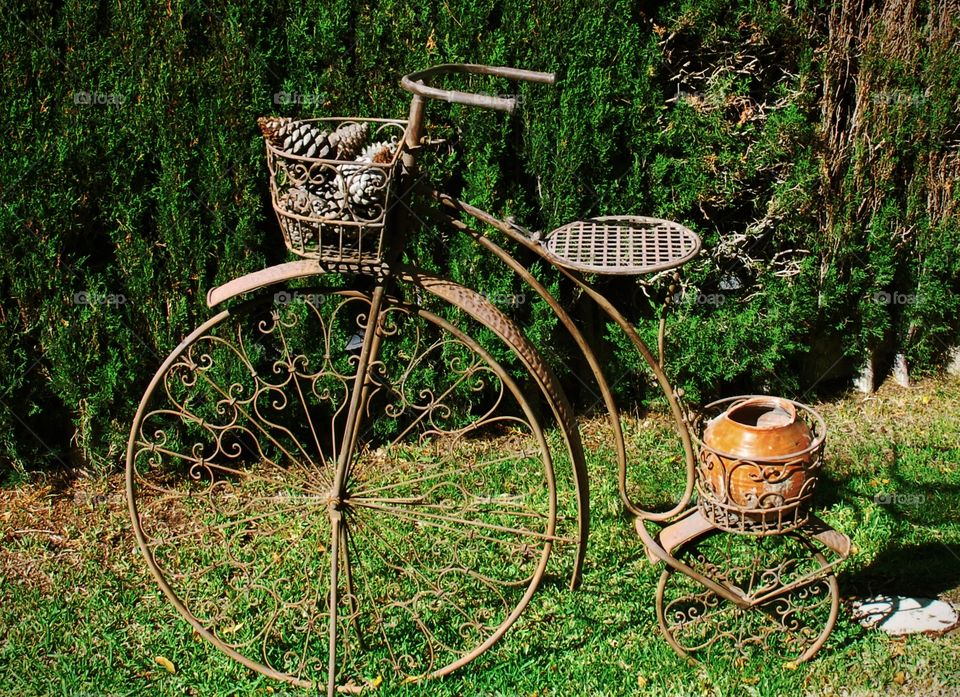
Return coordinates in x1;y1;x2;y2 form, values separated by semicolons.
3;376;960;695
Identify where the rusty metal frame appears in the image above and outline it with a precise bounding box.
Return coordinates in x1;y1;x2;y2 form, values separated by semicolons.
691;397;829;537
128;278;568;694
128;61;856;692
264;117;407;263
432;192;698;522
654;528;842;663
431;192;850;666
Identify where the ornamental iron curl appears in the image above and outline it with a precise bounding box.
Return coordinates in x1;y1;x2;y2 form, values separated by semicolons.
264;118;407;264
656;531;841;663
128;288;564;688
129;63;851;691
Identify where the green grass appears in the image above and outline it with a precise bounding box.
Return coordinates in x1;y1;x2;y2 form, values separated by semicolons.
3;376;960;696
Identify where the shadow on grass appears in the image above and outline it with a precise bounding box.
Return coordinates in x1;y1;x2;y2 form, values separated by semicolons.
839;542;960;600
817;455;960;600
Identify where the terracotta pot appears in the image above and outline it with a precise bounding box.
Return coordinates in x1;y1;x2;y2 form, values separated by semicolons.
700;397;814;509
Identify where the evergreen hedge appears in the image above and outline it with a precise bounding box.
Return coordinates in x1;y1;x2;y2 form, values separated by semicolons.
2;0;958;473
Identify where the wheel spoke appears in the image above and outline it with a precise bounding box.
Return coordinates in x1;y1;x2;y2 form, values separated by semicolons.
657;532;840;663
128;285;561;690
349;444;539;499
350;501;567;545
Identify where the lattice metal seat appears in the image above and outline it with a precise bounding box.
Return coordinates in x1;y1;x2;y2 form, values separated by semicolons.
540;216;701;275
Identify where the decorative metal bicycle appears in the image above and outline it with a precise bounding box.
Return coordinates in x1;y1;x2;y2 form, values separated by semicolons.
126;64;849;695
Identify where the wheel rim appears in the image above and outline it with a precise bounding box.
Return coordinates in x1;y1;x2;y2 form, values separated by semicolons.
655;532;839;664
126;287;558;688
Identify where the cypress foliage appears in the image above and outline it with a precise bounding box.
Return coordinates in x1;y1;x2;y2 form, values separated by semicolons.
1;0;957;472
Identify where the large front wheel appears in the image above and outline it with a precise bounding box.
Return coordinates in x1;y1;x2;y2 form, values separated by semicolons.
126;282;565;692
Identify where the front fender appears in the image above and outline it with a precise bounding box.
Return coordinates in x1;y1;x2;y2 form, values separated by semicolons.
206;260;385;308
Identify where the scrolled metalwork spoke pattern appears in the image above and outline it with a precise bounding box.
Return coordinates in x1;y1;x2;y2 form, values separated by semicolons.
657;532;839;663
128;287;558;688
333;300;557;682
130;293;372;684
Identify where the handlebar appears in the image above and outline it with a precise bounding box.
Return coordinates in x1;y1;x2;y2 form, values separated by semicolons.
400;63;556;113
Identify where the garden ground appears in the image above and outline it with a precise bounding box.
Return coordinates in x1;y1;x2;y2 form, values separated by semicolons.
3;376;960;696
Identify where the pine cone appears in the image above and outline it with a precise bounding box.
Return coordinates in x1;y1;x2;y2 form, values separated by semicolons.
338;140;397;211
329;122;370;160
257;115;289;141
345;169;385;207
312;175;349;218
358;139;398;164
258;116;334;158
278;186;319;217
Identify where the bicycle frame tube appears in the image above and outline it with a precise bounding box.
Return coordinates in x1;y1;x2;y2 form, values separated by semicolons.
402;95;427;172
433;193;698;523
401;63;555;114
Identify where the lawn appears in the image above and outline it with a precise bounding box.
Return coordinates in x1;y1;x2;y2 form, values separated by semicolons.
3;375;960;696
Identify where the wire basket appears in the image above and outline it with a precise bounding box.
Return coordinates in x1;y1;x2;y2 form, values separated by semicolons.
690;396;827;535
264;117;408;264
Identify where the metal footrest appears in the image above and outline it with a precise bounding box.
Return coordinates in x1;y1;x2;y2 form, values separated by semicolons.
641;509;851;567
540;216;701;275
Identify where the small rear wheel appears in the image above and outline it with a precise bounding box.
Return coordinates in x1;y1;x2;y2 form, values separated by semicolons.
655;531;840;665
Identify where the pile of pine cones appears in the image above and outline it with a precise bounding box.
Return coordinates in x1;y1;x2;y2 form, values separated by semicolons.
258;117;399;225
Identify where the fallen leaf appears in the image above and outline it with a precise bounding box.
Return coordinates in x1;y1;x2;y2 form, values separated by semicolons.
784;661;798;670
637;674;648;688
155;655;175;674
223;622;243;635
367;675;383;689
893;671;906;685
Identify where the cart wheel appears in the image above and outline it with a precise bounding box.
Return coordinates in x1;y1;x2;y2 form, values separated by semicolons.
127;286;562;691
655;531;840;664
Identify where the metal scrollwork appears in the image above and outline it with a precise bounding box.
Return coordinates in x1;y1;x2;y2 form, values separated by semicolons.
128;288;561;688
656;532;840;663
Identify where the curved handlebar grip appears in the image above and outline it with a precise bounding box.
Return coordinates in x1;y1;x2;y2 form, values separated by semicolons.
400;63;556;113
